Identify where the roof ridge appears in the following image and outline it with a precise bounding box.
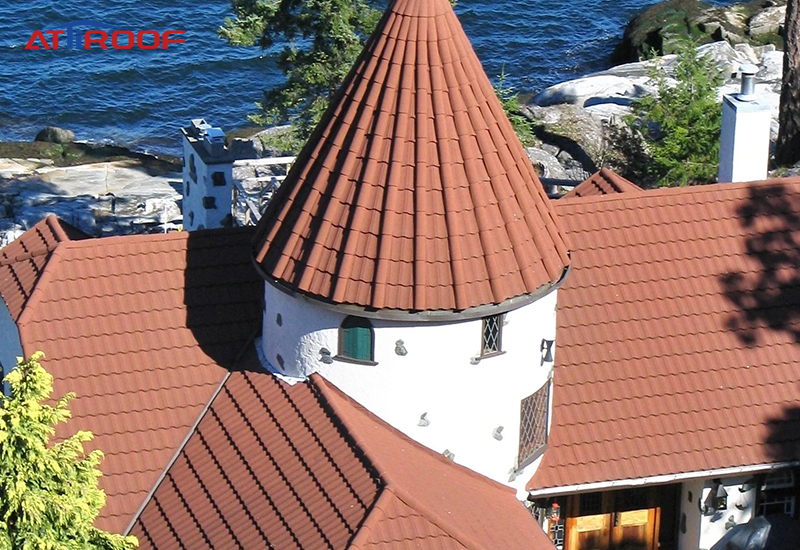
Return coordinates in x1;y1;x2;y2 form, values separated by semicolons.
560;176;800;207
16;240;67;338
598;167;640;191
45;214;70;243
345;488;395;549
386;485;483;550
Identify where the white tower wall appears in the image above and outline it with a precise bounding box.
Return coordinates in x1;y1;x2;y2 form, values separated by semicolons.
261;282;558;494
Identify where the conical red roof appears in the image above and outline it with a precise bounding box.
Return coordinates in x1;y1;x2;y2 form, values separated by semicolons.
253;0;570;315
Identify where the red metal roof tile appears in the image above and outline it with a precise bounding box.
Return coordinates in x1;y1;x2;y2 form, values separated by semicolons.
0;216;88;321
561;168;643;200
0;225;263;532
252;0;569;314
130;362;553;549
529;177;800;495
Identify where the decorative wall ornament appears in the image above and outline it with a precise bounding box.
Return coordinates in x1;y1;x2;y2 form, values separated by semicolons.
418;412;430;427
395;339;407;356
319;347;333;365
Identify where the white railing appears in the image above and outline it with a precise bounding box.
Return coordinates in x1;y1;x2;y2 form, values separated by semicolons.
232;156;295;226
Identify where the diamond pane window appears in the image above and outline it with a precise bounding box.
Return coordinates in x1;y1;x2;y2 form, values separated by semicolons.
338;316;374;363
519;381;550;467
481;314;503;356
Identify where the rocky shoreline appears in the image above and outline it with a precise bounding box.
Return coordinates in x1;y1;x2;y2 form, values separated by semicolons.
523;0;791;186
0;0;792;241
524;41;784;187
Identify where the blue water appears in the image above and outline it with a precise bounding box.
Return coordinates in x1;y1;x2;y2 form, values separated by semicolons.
0;0;736;156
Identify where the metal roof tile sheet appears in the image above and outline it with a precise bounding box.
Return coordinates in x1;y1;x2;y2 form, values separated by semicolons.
252;0;569;314
529;178;800;494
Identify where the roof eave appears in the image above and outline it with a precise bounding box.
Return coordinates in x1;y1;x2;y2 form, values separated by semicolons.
527;460;800;498
253;256;571;323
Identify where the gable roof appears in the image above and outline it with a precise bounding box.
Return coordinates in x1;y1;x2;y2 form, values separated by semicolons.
252;0;570;316
0;215;88;321
561;168;642;199
0;225;264;532
130;362;554;549
528;178;800;496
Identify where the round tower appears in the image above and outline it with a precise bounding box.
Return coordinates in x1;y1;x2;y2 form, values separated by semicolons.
252;0;570;493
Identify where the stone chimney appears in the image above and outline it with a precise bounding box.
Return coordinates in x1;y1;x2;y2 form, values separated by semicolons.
718;64;771;183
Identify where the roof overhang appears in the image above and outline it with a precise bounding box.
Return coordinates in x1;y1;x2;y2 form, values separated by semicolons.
527;460;800;498
254;257;571;323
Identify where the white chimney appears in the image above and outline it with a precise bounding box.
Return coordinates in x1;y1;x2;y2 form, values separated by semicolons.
718;64;771;183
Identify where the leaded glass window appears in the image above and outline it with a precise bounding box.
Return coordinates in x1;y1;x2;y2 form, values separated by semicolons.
338;316;374;363
519;381;550;467
481;314;503;356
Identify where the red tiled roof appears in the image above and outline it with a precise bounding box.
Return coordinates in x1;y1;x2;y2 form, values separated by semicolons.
131;365;554;549
561;168;642;199
318;376;554;549
0;215;88;321
528;178;800;495
253;0;570;314
0;226;263;532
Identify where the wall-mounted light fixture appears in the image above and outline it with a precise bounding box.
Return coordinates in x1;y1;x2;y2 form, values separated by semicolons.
547;502;561;521
395;339;407;356
701;481;728;515
715;483;728;510
417;412;430;427
493;426;504;441
540;339;554;365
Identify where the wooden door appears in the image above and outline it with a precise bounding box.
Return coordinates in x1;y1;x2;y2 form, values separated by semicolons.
564;491;659;550
569;513;611;549
609;508;655;550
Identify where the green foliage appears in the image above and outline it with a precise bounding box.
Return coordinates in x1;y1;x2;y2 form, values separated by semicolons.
494;66;535;147
220;0;383;149
0;353;138;550
628;42;722;186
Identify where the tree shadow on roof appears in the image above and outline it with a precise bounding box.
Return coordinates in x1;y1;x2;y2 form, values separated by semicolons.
720;183;800;347
764;406;800;463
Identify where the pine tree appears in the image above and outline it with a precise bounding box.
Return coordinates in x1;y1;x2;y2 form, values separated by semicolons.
0;352;138;550
629;42;722;186
220;0;383;151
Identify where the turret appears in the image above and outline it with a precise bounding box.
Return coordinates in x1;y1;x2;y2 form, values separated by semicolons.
180;119;236;231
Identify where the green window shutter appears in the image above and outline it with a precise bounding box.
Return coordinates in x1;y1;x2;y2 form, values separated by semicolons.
340;317;373;361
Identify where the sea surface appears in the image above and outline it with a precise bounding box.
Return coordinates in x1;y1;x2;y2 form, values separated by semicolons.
0;0;737;156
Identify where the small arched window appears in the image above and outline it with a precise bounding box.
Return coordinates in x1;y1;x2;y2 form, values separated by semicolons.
338;316;375;364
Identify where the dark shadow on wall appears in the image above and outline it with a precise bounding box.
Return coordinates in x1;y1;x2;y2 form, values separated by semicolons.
183;226;264;370
720;183;800;347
